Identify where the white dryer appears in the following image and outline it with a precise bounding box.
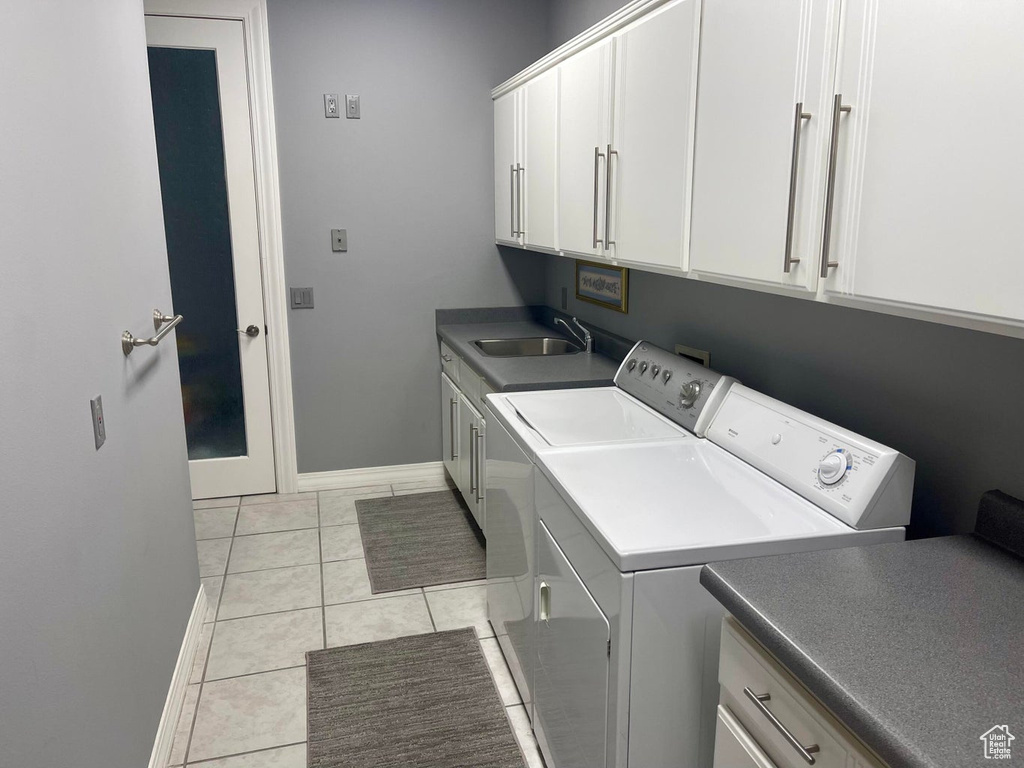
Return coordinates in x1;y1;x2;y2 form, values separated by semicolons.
485;341;915;768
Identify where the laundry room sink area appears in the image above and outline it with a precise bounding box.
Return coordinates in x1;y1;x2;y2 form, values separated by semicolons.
473;337;582;357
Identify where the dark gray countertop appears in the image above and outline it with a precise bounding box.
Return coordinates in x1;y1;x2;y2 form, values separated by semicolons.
701;535;1024;768
436;309;622;391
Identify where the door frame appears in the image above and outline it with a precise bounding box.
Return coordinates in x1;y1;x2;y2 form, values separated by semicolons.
143;0;298;494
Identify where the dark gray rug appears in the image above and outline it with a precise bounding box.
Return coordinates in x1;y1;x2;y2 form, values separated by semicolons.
307;628;525;768
356;489;485;592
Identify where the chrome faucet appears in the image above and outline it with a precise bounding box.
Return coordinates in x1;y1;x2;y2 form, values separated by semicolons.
555;316;593;353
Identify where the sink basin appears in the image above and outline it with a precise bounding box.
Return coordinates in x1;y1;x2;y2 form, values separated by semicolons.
473;337;582;357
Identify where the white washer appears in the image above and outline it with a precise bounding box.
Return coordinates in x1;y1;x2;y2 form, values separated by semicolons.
484;341;915;768
484;342;736;725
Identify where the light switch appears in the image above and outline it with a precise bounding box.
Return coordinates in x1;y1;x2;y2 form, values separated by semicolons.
345;94;360;119
90;396;106;449
291;287;314;309
331;229;348;252
324;93;340;118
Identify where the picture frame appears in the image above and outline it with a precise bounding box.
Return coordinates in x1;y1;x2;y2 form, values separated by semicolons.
575;260;629;313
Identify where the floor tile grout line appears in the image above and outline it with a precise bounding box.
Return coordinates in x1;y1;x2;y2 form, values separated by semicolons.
203;662;307;685
216;603;326;623
317;491;327;649
184;740;307;767
422;589;438;632
224;558;323;577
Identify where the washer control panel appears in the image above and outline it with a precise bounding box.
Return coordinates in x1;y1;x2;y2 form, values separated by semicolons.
707;385;916;529
614;341;737;437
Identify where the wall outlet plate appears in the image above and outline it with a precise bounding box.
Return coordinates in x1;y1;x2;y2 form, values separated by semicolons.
90;396;106;449
324;93;340;118
331;229;348;252
291;287;314;309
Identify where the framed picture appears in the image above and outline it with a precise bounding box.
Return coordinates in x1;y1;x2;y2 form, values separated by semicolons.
575;260;629;313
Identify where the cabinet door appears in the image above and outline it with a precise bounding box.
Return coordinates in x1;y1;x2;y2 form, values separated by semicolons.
485;418;536;717
824;0;1024;326
558;37;614;258
534;521;610;768
494;91;520;245
440;374;460;488
473;413;486;532
609;0;700;271
523;69;558;251
689;0;839;291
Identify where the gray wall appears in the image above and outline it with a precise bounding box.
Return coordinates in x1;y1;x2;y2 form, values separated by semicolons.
543;0;1024;538
0;3;200;766
266;0;551;473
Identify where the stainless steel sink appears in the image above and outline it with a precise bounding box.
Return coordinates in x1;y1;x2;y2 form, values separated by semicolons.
473;337;582;357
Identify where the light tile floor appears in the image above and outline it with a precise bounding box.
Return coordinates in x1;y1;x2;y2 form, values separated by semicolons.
172;481;545;768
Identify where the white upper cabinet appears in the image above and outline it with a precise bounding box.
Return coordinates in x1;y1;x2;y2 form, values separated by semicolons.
494;91;520;245
823;0;1024;327
557;37;615;259
523;69;558;251
609;0;700;271
689;0;839;292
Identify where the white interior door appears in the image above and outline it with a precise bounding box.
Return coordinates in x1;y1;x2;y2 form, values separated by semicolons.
146;15;275;499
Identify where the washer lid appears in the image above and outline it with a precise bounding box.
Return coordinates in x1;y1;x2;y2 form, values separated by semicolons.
504;388;689;447
539;440;854;571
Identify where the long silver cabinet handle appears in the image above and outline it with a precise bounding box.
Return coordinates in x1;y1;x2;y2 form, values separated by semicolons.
475;430;485;502
592;146;605;249
510;165;518;237
784;103;812;273
449;398;458;460
743;688;820;764
122;310;183;356
820;94;852;279
469;424;478;494
538;581;551;622
516;163;524;240
605;144;618;247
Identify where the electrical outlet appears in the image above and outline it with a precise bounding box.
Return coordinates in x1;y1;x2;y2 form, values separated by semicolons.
324;93;340;118
90;396;106;449
345;94;360;119
331;229;348;252
291;287;314;309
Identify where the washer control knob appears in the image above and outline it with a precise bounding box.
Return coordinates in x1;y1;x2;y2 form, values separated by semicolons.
818;452;849;486
679;380;702;408
662;370;672;383
627;359;637;371
651;364;661;377
639;361;649;374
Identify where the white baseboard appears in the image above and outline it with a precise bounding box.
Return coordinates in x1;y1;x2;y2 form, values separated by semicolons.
148;586;208;768
297;461;445;493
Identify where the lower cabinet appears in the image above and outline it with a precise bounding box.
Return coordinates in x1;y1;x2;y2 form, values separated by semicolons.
458;392;485;531
533;520;610;768
441;373;460;488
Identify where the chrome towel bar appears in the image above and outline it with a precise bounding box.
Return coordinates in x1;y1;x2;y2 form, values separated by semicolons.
122;309;183;356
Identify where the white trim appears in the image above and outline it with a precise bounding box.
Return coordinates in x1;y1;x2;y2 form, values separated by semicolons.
143;0;298;495
491;0;674;98
148;587;207;768
298;461;447;493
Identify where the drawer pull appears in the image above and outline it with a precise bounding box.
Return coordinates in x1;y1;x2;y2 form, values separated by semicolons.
442;354;453;363
743;687;820;765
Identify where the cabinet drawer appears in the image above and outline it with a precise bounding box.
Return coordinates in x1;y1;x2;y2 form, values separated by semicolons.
718;618;886;768
440;342;460;383
719;619;848;768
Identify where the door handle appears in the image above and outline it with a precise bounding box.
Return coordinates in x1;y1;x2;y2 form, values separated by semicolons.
516;163;524;241
743;688;820;764
784;103;812;273
510;164;518;237
592;146;605;249
449;398;458;460
820;94;852;279
237;324;260;337
475;430;485;502
469;424;478;494
604;144;618;248
539;581;551;623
